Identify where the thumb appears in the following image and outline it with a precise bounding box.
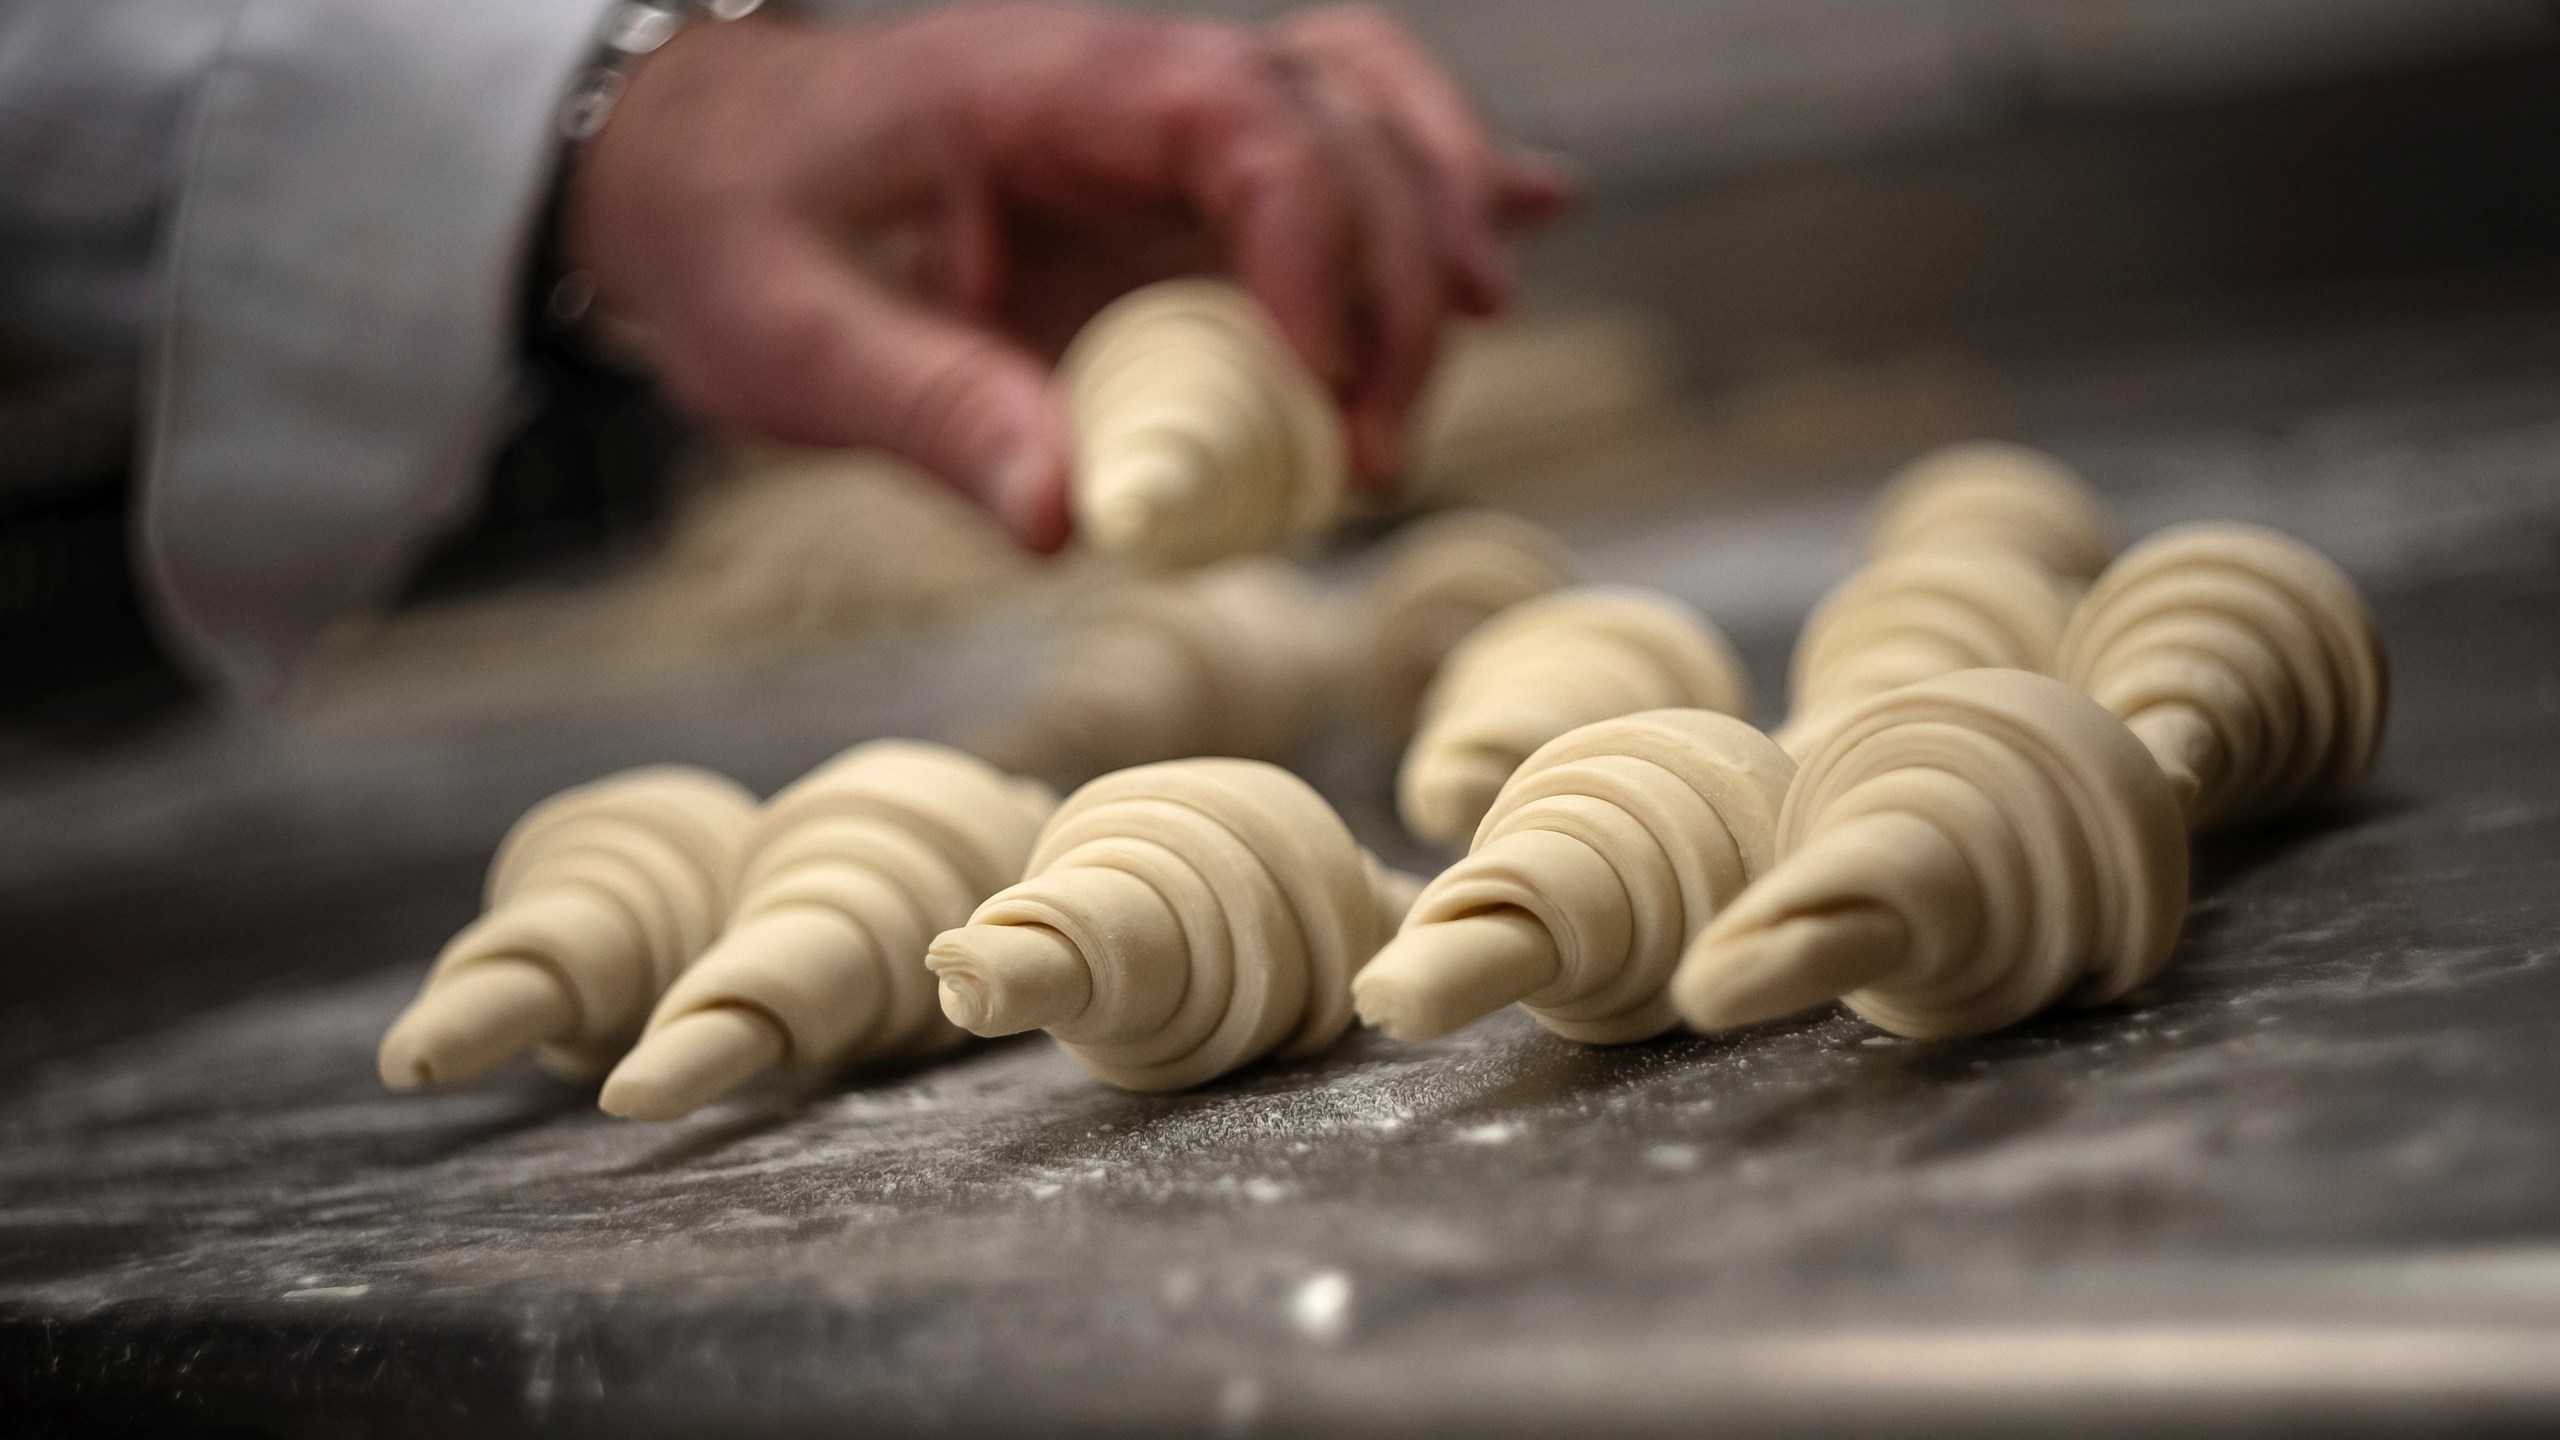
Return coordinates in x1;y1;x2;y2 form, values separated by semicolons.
668;238;1073;553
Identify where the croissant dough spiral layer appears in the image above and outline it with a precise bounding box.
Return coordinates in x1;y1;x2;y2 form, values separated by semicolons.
1366;709;1794;1044
1676;670;2188;1039
1867;441;2114;581
1400;586;1752;848
928;758;1412;1091
1355;509;1575;738
605;742;1055;1117
2057;522;2388;831
381;765;757;1086
1063;279;1348;568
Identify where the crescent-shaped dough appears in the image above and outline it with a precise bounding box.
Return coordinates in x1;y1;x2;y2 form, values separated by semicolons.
1359;708;1793;1044
1063;279;1348;568
378;765;757;1089
1776;549;2074;758
1400;586;1752;848
926;757;1416;1091
969;557;1345;787
600;741;1055;1120
1866;441;2114;582
1674;670;2189;1039
1353;509;1575;739
2057;522;2388;831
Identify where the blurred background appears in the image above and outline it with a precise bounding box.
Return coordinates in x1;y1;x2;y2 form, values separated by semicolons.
14;0;2560;740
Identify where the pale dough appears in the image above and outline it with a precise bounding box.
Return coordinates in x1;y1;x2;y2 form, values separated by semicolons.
1358;708;1793;1045
1776;441;2110;758
1399;586;1752;848
377;765;757;1088
1682;522;2389;1042
1866;441;2114;581
1063;279;1348;569
599;741;1056;1120
1775;549;2073;759
1408;308;1673;488
2057;521;2388;832
1674;669;2190;1039
925;757;1415;1091
650;447;1030;647
970;556;1346;786
1353;508;1575;739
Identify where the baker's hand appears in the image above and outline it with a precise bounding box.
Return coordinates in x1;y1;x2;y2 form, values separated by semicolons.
566;2;1569;552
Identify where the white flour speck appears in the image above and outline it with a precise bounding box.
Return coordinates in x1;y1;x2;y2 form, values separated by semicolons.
1290;1270;1352;1343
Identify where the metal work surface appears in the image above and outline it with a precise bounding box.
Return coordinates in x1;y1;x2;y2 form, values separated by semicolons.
6;298;2560;1437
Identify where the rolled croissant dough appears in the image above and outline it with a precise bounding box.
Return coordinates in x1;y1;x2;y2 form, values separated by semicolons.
2058;521;2387;831
969;556;1345;788
1779;442;2108;757
378;765;756;1089
1777;549;2074;758
926;757;1416;1091
1400;586;1753;848
1678;519;2388;1042
1353;508;1575;739
1360;708;1793;1045
1678;668;2191;1039
1865;440;2114;582
1062;279;1348;569
600;740;1055;1120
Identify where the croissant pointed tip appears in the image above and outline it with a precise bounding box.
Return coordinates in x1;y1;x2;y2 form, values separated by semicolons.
376;959;574;1092
926;923;1093;1037
375;1034;437;1091
1355;912;1560;1043
1086;450;1200;553
600;1006;786;1122
1349;969;1438;1043
935;971;995;1034
1674;909;1907;1032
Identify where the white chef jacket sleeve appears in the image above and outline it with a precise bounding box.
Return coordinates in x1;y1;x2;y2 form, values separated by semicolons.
141;0;618;701
0;0;247;368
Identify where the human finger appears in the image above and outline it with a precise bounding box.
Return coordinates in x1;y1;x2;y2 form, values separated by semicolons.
657;230;1074;553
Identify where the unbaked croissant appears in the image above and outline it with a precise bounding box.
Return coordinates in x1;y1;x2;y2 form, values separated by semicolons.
1674;669;2190;1038
1358;708;1793;1044
379;765;757;1089
968;556;1346;788
1677;524;2389;1039
1865;440;2114;582
599;741;1055;1120
1776;442;2109;757
1399;586;1751;848
2056;522;2387;832
1063;279;1348;568
1353;508;1575;740
1774;549;2074;758
926;757;1418;1091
